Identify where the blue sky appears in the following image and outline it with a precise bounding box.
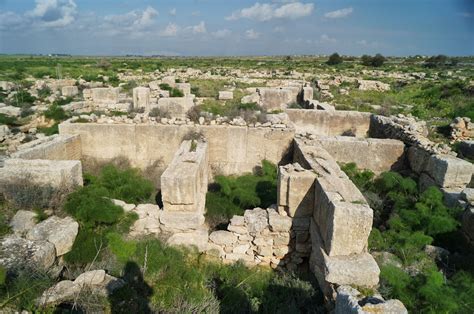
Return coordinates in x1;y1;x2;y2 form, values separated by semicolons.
0;0;473;56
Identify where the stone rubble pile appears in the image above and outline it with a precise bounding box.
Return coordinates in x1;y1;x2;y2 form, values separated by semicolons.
0;213;78;272
67;112;293;129
335;286;407;314
450;117;473;141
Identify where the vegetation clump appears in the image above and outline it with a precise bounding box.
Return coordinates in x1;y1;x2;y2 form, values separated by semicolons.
326;52;343;65
341;163;472;313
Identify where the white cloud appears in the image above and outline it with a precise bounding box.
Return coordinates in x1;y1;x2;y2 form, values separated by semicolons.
212;29;231;38
160;22;179;37
0;11;25;31
324;7;353;19
169;8;176;16
357;40;368;46
245;29;260;39
27;0;77;27
102;6;158;35
227;2;314;21
189;21;206;34
319;34;336;43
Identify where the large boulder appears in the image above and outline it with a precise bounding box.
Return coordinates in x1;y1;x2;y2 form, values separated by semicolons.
0;235;56;270
26;216;79;256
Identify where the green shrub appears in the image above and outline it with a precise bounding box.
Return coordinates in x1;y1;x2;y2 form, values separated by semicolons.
37;123;59;135
327;53;343;65
340;163;375;190
159;83;172;91
11;90;36;107
44;104;68;121
64;185;124;228
97;164;154;204
170;88;184;97
206;160;277;227
0;113;17;126
37;86;51;99
106;232;137;263
0;266;6;286
53;96;74;106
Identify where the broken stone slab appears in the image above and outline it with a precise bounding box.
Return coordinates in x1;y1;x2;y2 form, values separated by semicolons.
154;97;194;119
459;140;474;160
111;199;136;212
461;188;474;205
0;158;83;189
10;210;37;235
335;286;407;314
166;229;209;252
0;235;56;270
26;216;79;256
91;87;120;105
209;230;238;245
176;83;191;96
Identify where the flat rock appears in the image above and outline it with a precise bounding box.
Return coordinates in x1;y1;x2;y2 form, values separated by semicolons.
244;208;268;234
0;235;56;270
209;230;238;245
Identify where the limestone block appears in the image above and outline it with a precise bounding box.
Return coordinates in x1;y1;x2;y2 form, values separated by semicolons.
0;105;21;117
209;230;238;245
278;164;316;217
1;158;83;189
75;270;106;286
230;215;245;226
313;184;373;256
166;229;209;252
111;199;136;212
302;86;313;101
228;224;248;234
336;286;407;314
61;86;79;97
161;140;208;213
459;140;474;160
27;216;79;256
91;87;120;105
0;235;56;270
241;92;259;104
159;211;205;231
461;188;474;205
233;244;250;254
268;210;292;232
462;207;474;243
425;154;473;188
244;208;268;234
316;136;406;174
10;210;37;235
12;134;82;160
0;81;15;91
155;96;194;119
133;87;150;110
162;76;176;87
176;83;191;96
258;87;293;111
218;91;233;100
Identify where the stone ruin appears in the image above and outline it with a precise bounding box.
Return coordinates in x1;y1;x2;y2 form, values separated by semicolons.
1;86;473;312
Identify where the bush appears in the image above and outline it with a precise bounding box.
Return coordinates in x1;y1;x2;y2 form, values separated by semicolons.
0;113;18;126
361;54;386;67
37;86;51;99
64;185;124;228
11;90;36;107
53;96;74;106
206;160;277;227
37;123;59;135
44;104;68;121
170;88;184;97
64;228;105;264
327;53;343;65
148;107;170;119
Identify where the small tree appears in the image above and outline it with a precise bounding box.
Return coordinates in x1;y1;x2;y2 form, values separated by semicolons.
372;53;386;67
327;53;343;65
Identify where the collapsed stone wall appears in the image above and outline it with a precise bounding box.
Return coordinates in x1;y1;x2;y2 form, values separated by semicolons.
285;109;371;137
58;122;294;178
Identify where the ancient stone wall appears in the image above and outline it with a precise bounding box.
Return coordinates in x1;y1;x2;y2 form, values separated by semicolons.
11;134;82;161
293;137;380;298
58;122;294;178
0;159;83;189
285;109;371;137
314;136;406;173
